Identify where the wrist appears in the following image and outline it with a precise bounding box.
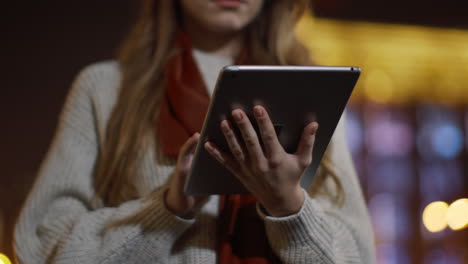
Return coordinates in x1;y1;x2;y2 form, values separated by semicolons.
164;189;195;219
260;186;305;217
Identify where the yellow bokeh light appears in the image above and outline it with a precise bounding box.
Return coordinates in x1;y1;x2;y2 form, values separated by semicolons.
446;198;468;231
296;15;468;104
0;253;12;264
422;201;448;233
363;70;394;104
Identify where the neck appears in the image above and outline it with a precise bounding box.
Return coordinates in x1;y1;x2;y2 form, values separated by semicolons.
182;20;244;59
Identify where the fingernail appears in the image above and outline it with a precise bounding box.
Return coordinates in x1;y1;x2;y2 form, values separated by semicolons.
233;111;242;122
253;106;263;117
312;123;319;133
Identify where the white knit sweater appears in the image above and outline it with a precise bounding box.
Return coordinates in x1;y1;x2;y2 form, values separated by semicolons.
14;59;376;263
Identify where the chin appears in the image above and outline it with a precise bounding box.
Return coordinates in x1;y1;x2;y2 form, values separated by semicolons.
207;15;249;34
211;23;244;34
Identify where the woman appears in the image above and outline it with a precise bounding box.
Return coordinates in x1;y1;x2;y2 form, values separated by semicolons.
14;0;375;263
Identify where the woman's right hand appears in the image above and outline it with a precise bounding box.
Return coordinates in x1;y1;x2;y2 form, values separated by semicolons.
165;133;208;219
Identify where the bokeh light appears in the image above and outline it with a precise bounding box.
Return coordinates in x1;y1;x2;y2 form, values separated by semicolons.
446;198;468;231
363;70;395;104
367;118;413;157
297;16;468;104
422;201;449;233
465;111;468;151
296;13;468;263
432;124;463;159
0;254;12;264
417;121;463;160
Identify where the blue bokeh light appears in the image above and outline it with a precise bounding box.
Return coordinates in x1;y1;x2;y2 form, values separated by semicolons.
432;123;463;159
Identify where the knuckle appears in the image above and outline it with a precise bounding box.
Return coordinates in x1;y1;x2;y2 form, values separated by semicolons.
224;129;233;137
214;153;225;164
257;115;268;124
244;136;257;147
268;156;282;168
303;140;313;149
256;164;270;174
226;133;237;143
263;133;275;143
233;149;244;160
236;118;246;126
298;157;312;168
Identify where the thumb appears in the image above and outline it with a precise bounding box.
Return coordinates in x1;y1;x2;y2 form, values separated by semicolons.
295;122;318;166
178;133;200;167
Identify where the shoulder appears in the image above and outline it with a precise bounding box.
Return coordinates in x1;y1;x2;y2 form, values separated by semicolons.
67;60;122;114
72;60;121;93
61;61;122;139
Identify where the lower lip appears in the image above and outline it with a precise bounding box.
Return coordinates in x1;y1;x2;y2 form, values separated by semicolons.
214;0;243;8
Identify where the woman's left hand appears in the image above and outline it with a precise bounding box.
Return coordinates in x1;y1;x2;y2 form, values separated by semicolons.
204;105;318;217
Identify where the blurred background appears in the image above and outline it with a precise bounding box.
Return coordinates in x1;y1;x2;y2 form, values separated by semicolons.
1;0;467;263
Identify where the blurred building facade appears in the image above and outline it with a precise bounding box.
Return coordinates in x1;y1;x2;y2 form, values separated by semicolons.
297;4;468;263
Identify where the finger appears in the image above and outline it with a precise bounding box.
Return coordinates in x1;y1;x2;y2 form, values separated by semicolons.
189;133;200;152
204;141;241;174
220;120;247;163
295;122;319;167
178;133;200;171
231;109;265;164
253;105;283;158
179;133;200;156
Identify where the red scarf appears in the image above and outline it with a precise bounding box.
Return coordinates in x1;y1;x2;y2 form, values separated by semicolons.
157;32;279;264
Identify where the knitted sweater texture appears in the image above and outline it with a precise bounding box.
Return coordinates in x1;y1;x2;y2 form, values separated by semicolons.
14;60;376;263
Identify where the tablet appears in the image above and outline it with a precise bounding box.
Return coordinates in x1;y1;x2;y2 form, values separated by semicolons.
185;65;361;195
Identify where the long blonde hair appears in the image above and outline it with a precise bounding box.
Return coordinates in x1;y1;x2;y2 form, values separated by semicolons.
93;0;343;207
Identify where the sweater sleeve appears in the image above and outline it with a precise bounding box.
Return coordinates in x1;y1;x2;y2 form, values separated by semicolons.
258;112;376;263
14;64;195;264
